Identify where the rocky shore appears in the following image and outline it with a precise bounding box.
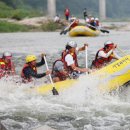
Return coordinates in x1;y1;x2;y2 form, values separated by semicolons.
0;17;130;32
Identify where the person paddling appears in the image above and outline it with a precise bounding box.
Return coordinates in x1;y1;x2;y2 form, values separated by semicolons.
52;41;90;82
60;19;79;35
0;52;15;78
91;41;121;69
21;54;51;83
63;41;90;79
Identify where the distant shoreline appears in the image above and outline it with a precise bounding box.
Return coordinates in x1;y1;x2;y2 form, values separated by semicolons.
0;17;130;32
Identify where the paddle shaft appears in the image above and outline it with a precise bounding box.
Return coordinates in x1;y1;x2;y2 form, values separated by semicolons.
87;24;109;33
117;47;127;56
43;56;54;87
85;46;88;68
43;56;59;95
60;20;76;35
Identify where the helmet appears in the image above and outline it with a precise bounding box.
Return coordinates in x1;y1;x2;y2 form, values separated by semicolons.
3;52;12;59
95;18;99;21
3;52;12;57
91;17;94;21
104;41;114;47
26;55;37;63
67;41;77;48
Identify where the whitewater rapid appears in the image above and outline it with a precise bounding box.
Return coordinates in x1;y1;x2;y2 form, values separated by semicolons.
0;31;130;130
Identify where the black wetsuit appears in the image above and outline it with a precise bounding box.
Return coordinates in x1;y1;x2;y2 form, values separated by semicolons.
23;57;46;79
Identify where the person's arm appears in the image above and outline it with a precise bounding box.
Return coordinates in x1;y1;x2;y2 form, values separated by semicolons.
78;44;88;52
36;54;45;67
65;54;89;73
70;64;89;73
98;49;114;58
112;51;121;60
23;67;47;79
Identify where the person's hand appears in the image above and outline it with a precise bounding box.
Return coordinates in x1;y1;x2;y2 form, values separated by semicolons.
84;43;88;47
114;44;117;48
46;70;51;75
41;53;46;58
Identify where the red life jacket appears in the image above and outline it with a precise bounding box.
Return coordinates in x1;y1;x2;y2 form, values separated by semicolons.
21;64;37;82
0;59;6;78
0;58;15;77
70;21;78;29
62;50;78;73
92;48;113;68
52;59;67;81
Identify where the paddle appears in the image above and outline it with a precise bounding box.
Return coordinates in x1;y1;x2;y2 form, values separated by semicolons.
85;45;89;75
85;46;88;68
117;47;127;56
60;20;75;35
43;56;59;95
87;24;109;33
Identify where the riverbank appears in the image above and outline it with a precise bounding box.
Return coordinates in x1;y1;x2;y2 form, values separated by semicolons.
0;17;130;32
0;17;66;32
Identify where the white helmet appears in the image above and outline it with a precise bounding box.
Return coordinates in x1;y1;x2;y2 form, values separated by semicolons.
91;17;94;21
3;52;12;57
104;41;114;46
95;18;99;21
67;41;77;48
3;51;12;59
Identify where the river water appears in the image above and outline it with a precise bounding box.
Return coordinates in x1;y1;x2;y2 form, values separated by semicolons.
0;31;130;130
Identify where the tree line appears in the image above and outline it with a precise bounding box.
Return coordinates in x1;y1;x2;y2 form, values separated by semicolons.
1;0;130;19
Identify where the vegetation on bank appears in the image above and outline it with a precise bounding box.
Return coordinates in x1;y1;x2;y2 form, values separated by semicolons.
0;20;64;32
41;21;63;31
0;21;35;32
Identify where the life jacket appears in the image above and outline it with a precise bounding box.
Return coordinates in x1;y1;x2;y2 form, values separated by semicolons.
52;59;67;81
62;50;78;73
0;59;6;69
0;58;15;77
0;59;6;78
70;20;79;29
21;63;37;83
92;48;113;69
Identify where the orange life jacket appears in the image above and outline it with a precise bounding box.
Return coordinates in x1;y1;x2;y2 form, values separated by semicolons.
92;48;113;68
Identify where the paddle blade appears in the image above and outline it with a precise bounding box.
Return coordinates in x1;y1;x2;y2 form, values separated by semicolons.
52;87;59;95
60;30;64;35
100;29;109;33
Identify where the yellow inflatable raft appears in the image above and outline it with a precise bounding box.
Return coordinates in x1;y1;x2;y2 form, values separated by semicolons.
69;26;100;37
30;55;130;95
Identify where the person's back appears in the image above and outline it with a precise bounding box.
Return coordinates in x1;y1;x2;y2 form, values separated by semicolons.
52;59;68;82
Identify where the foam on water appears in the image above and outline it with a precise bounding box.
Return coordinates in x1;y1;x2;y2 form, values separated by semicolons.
0;31;130;129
